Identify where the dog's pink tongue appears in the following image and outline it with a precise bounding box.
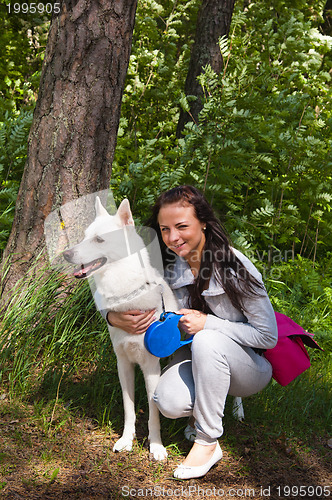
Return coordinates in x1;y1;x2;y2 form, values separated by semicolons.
74;264;90;278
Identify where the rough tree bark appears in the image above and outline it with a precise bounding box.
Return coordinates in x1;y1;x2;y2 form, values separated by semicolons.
177;0;235;137
322;0;332;35
1;0;138;298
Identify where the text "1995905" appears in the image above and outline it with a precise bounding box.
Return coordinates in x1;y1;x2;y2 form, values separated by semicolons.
7;3;60;14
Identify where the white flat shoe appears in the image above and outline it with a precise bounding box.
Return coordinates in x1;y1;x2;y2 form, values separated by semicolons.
174;442;223;479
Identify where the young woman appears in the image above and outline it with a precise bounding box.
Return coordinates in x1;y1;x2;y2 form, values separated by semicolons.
107;185;278;479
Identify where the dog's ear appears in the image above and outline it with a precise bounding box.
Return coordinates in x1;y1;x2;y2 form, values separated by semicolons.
95;196;109;217
117;199;135;226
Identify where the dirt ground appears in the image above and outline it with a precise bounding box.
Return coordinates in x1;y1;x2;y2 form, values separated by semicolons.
0;399;331;500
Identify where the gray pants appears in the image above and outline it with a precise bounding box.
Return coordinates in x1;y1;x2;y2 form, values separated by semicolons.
153;329;272;445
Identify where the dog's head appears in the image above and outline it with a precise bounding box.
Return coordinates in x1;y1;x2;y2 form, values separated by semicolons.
62;197;135;279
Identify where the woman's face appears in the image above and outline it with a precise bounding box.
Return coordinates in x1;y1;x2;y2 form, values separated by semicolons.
157;202;206;263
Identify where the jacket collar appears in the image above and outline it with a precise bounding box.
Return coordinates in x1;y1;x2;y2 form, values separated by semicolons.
167;256;226;296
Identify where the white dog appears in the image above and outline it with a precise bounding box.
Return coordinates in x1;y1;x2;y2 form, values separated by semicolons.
63;197;244;458
63;197;178;460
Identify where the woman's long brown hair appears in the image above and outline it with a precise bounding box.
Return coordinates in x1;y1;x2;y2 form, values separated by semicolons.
147;185;264;314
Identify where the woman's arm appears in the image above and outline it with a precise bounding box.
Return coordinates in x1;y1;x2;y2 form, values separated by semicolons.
204;292;278;350
94;289;156;335
106;309;157;335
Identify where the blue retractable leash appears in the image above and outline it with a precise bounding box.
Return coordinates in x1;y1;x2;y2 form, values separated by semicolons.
144;311;194;358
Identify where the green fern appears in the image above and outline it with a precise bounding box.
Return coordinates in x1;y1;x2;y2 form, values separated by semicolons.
0;109;33;253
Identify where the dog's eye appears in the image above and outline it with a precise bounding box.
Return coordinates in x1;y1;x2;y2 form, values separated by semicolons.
95;236;105;243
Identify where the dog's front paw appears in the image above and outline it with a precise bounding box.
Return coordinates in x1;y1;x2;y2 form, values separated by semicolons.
149;443;168;461
113;436;133;453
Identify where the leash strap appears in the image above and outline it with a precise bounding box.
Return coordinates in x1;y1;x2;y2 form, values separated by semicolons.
159;284;166;314
137;249;166;313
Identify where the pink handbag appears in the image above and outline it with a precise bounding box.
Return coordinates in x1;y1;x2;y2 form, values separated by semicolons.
264;312;323;386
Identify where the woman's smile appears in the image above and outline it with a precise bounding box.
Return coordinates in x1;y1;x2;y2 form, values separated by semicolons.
172;242;186;250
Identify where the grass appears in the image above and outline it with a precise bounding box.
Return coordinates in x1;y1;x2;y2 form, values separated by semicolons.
0;257;331;496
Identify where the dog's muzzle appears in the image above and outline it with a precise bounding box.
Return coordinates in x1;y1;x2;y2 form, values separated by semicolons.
62;249;107;279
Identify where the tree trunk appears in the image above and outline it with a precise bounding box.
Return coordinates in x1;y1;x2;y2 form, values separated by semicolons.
321;0;332;35
1;0;137;299
177;0;235;137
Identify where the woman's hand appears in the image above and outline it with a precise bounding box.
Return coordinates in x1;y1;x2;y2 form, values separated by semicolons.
106;309;157;335
178;308;207;335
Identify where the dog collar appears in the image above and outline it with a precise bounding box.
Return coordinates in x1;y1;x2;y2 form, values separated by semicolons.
107;281;165;311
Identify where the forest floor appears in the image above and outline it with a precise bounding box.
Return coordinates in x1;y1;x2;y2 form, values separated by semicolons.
0;397;331;500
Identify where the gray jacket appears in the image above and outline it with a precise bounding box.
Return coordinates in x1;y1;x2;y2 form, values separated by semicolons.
165;248;278;351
